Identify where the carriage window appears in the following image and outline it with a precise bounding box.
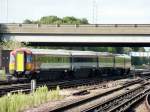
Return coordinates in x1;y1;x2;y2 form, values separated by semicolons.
73;57;97;62
27;55;32;63
36;55;70;63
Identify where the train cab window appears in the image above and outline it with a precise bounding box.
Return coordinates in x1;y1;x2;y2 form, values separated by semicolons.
10;54;15;63
27;54;32;63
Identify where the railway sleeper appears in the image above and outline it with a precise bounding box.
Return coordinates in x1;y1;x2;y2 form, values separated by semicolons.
109;90;149;112
98;89;144;112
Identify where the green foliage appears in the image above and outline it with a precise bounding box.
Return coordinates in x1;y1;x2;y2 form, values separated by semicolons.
0;40;26;50
0;67;7;80
123;47;132;54
107;47;116;53
23;19;33;24
80;18;88;24
0;85;63;112
131;47;145;52
62;16;80;24
115;47;124;54
23;15;89;25
131;57;149;66
40;16;62;24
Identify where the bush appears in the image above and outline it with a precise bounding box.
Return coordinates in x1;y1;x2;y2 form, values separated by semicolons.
0;67;7;80
0;85;63;112
0;40;26;50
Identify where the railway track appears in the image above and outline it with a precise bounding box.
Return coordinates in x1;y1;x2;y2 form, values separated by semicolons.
48;78;144;112
145;93;150;111
0;76;143;97
0;69;148;97
0;77;149;112
83;82;150;112
0;78;29;85
0;78;108;97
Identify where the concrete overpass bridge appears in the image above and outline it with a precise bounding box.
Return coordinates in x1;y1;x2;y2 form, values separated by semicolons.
1;24;150;46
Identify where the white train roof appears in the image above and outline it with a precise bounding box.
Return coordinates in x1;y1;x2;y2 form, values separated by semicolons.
123;54;131;59
96;52;114;56
115;54;131;59
70;50;97;57
30;48;71;56
31;49;98;57
21;48;130;58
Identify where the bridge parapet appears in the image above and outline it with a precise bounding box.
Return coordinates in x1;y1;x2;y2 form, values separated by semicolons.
1;24;150;35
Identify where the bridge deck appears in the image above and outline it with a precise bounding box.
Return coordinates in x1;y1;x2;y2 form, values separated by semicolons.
1;24;150;35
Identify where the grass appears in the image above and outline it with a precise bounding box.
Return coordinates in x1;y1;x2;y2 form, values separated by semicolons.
0;85;63;112
0;67;7;80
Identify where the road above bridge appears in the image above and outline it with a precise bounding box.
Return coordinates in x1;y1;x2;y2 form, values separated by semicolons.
1;24;150;35
1;24;150;47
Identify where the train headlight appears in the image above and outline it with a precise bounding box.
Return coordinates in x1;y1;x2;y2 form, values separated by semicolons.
9;63;15;74
26;63;32;71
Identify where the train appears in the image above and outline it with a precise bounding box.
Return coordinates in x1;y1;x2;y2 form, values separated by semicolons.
9;48;131;80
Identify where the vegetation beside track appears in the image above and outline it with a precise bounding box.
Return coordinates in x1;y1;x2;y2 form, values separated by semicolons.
0;67;7;80
0;85;63;112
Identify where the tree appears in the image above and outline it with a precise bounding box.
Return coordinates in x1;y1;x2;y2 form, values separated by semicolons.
62;16;80;24
123;47;132;54
114;47;123;54
138;47;145;52
107;47;116;53
23;19;33;24
81;18;88;24
131;47;140;52
0;40;26;50
40;16;62;24
23;16;89;25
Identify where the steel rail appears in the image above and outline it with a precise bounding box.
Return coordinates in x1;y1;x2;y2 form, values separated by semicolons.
0;78;104;96
108;88;150;112
82;82;149;112
48;79;143;112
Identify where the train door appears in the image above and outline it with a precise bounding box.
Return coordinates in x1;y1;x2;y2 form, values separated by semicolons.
16;51;25;72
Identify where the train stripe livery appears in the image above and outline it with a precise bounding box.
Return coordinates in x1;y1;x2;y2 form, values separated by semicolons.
9;48;131;80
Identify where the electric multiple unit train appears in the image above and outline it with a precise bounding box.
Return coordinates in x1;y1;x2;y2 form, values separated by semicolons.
9;48;131;80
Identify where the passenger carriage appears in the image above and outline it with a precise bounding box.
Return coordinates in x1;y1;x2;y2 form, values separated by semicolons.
9;48;132;81
71;50;97;78
9;48;71;80
97;52;115;76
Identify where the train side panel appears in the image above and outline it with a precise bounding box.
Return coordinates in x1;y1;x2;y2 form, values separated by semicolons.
114;55;125;75
71;51;97;78
98;54;114;76
124;56;131;74
32;53;71;80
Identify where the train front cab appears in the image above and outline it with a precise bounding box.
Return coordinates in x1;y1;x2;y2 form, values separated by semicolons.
16;51;25;75
9;52;15;75
9;49;33;77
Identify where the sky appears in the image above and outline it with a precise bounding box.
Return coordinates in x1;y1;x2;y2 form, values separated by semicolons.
0;0;150;24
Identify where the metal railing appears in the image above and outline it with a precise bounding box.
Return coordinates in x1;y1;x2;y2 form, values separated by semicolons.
1;24;150;29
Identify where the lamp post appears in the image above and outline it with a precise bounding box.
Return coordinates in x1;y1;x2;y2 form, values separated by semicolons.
92;0;98;24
